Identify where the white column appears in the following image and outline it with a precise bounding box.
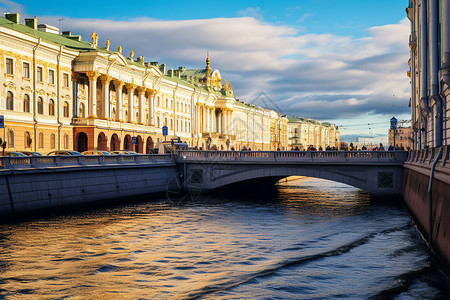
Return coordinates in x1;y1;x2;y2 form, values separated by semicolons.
138;87;145;124
114;80;124;121
127;84;135;123
100;75;110;119
147;90;153;126
87;72;99;118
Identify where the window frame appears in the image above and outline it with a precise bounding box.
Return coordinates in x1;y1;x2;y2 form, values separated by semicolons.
23;94;30;112
36;66;43;82
6;91;13;110
23;62;30;79
5;57;14;75
48;69;55;85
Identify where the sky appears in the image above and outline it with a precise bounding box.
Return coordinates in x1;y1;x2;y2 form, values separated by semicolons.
0;0;412;143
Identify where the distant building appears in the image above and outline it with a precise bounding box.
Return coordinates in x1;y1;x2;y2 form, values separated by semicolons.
287;116;340;150
388;127;411;149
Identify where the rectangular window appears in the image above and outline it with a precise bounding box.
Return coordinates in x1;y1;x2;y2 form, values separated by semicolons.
49;69;55;84
37;66;43;82
6;58;13;74
23;62;30;78
63;73;69;87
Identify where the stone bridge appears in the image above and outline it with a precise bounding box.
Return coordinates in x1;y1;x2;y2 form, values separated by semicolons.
176;150;409;198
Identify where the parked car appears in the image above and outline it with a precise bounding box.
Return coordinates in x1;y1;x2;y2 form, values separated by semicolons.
47;150;83;156
81;150;112;155
110;150;137;155
18;151;43;156
0;151;26;157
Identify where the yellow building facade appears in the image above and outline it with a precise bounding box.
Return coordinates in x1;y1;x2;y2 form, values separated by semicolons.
287;117;340;150
0;13;290;154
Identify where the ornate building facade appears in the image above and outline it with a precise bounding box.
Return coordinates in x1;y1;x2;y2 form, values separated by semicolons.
407;1;450;149
287;116;340;150
0;13;289;153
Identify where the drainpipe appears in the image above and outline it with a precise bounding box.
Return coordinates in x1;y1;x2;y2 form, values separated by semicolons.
57;46;63;150
442;0;450;88
428;146;443;248
421;0;431;114
32;38;41;152
430;0;443;147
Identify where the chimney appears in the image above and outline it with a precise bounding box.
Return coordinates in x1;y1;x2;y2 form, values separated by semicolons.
5;13;20;24
25;17;37;29
159;64;166;75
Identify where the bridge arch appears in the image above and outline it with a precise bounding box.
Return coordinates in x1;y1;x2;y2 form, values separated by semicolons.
181;150;407;198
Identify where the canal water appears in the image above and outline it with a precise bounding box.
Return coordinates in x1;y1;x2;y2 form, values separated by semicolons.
0;177;449;299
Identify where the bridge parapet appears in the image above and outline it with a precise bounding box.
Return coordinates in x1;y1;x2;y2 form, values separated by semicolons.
177;150;408;164
0;154;172;170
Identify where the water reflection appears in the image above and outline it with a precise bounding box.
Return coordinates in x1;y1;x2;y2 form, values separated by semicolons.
0;177;448;299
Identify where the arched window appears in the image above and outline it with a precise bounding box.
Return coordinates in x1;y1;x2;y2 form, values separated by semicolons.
38;132;44;148
7;129;14;148
6;91;13;110
49;99;55;116
157;96;160;106
63;101;69;117
165;98;168;108
37;97;43;114
50;133;56;149
64;133;69;149
23;94;30;112
157;116;160;128
170;119;173;129
79;102;85;118
24;131;31;148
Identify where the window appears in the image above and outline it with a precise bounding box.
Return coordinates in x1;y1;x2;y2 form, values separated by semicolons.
63;73;69;88
23;62;30;78
49;99;55;116
37;66;43;82
6;91;13;110
49;70;55;84
7;130;14;148
50;133;56;149
165;98;168;108
37;97;43;114
157;116;160;128
64;134;69;149
24;132;31;148
23;94;30;112
38;132;44;148
63;101;69;117
157;96;160;106
6;58;13;74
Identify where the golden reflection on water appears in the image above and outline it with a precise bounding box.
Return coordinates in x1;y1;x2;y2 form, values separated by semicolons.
0;177;373;299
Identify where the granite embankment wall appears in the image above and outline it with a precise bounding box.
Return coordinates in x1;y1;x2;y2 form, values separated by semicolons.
0;155;178;217
402;146;450;267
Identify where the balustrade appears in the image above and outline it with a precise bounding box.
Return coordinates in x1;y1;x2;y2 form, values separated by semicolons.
0;154;172;170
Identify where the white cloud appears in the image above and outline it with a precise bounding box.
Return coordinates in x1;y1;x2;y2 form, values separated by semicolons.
34;14;410;136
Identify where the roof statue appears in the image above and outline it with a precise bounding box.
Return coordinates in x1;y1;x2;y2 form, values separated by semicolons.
118;44;122;54
129;50;134;61
223;79;228;91
105;38;110;51
229;81;233;92
90;32;98;48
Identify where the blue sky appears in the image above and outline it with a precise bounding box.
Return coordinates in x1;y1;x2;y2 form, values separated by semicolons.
1;0;411;143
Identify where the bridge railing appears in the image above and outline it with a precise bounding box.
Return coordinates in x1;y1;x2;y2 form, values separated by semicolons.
406;145;450;168
0;154;173;170
176;150;408;163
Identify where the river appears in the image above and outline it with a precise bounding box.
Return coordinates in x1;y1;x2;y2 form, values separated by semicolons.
0;177;449;299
